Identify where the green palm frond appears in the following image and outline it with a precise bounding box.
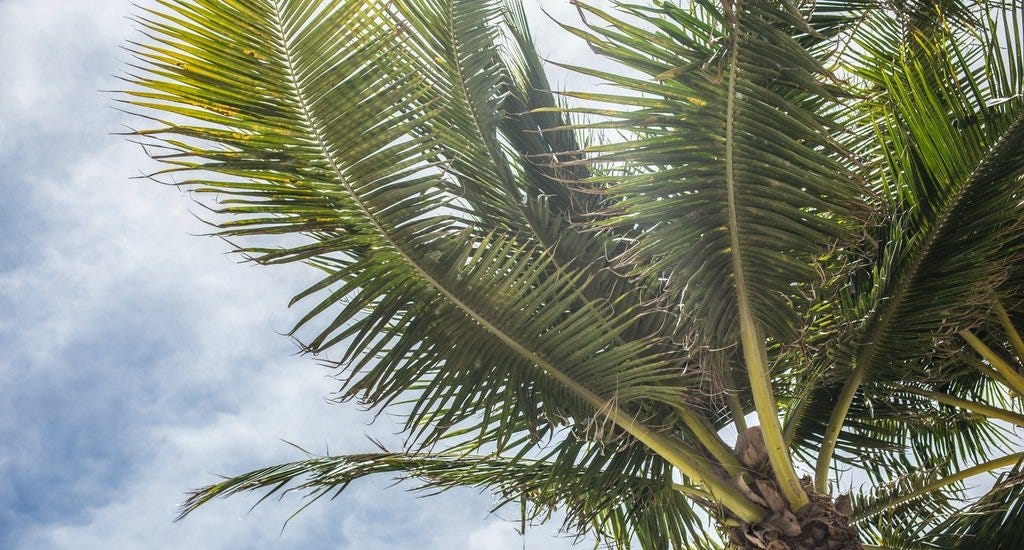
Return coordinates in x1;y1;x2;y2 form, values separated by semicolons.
781;2;1024;483
824;303;1024;502
850;19;1024;377
562;1;865;346
789;383;1016;475
853;456;1024;549
851;460;963;545
556;0;875;509
178;449;722;550
124;0;765;524
808;0;986;41
927;461;1024;549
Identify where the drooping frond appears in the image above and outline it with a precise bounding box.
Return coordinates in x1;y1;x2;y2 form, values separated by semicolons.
790;379;1019;477
852;455;1024;549
844;8;1024;380
123;0;763;526
177;450;723;550
851;460;964;545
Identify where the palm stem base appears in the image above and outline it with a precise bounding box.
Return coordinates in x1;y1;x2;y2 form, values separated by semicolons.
726;428;862;549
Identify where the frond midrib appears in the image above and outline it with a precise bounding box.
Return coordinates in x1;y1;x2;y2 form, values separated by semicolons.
724;0;808;511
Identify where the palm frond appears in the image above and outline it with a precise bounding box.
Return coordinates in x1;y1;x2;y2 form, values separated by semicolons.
123;0;764;521
123;0;1024;545
851;460;963;545
927;461;1024;549
562;0;866;347
855;456;1024;549
557;0;871;509
178;449;723;550
787;1;1024;478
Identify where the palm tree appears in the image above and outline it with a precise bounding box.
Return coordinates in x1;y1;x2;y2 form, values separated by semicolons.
122;0;1024;547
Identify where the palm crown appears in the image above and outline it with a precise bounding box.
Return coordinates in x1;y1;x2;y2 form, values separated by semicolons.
124;0;1024;548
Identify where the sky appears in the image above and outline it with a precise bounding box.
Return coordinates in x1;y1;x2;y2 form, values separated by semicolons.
0;1;617;548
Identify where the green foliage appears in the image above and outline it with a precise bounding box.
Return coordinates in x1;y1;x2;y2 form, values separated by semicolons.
123;0;1024;547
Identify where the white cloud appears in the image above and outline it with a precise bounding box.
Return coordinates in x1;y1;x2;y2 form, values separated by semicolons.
468;521;536;550
0;0;132;146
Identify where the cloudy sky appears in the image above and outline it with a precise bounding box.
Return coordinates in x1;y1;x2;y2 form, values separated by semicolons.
0;1;617;548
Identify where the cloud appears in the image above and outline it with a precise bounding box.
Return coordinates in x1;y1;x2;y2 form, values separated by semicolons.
469;521;545;550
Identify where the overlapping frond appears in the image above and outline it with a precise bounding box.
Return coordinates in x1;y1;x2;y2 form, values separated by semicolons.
791;376;1020;474
555;0;875;510
846;12;1024;379
851;460;964;544
852;456;1024;549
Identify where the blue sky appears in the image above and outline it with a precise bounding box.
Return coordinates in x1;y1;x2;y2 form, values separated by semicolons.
0;1;615;548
